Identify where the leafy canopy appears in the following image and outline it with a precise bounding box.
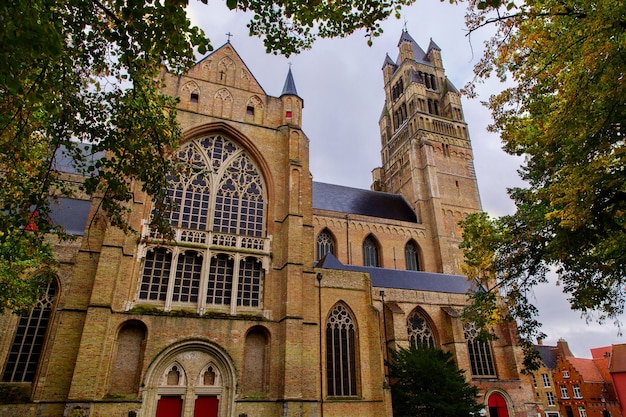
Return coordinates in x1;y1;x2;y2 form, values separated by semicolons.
387;345;482;417
1;0;423;312
460;0;626;348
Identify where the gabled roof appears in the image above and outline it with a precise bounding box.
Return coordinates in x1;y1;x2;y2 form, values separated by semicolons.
312;182;417;223
317;254;473;293
534;344;558;370
195;42;267;96
49;197;91;236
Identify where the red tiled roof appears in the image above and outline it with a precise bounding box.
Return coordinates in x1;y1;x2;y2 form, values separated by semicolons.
568;357;604;382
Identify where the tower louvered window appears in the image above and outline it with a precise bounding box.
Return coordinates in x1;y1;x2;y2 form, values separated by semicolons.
3;280;56;382
138;134;269;313
464;322;496;377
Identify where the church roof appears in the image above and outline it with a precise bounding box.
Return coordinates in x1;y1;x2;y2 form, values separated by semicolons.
445;77;459;94
382;53;397;70
395;30;433;67
316;254;473;294
427;38;442;52
280;67;300;98
312;182;417;223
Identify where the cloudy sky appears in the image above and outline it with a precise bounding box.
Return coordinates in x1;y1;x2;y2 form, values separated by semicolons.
187;1;624;357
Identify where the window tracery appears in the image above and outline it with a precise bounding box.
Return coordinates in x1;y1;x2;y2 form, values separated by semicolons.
464;322;496;377
326;304;358;397
138;134;268;313
2;280;56;382
316;229;335;260
407;310;435;348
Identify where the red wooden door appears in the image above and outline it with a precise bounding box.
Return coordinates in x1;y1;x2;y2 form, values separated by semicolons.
488;393;509;417
194;396;219;417
156;396;183;417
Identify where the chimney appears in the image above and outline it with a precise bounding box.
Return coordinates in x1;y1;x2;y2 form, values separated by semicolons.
556;338;574;357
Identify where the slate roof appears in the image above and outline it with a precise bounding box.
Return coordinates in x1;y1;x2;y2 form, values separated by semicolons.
280;67;300;98
317;253;473;294
427;38;442;52
395;30;433;67
534;344;558;370
312;182;417;223
53;144;104;175
49;197;91;236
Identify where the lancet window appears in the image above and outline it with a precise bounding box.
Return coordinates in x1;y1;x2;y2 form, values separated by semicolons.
464;322;496;377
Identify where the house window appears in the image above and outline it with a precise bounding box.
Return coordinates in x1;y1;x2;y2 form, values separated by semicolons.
578;407;587;417
404;240;420;271
246;105;254;115
326;304;358;397
3;280;56;382
560;385;569;399
573;384;582;399
139;134;268;313
563;370;570;378
407;310;435;348
542;373;551;387
316;230;335;260
190;93;199;103
547;392;556;406
362;235;379;267
464;322;496;377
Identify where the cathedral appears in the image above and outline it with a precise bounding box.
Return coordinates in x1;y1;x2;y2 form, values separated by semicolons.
0;31;535;417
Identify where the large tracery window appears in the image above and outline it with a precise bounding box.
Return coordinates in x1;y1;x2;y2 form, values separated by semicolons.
326;303;358;397
464;322;496;377
138;133;268;313
3;280;56;383
407;310;435;348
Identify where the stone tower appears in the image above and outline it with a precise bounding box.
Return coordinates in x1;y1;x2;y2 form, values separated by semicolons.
372;30;482;274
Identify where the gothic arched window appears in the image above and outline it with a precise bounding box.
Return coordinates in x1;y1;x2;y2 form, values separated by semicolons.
363;235;380;267
407;310;435;348
326;304;358;397
316;229;335;260
464;322;496;377
139;133;268;313
3;280;56;382
405;240;421;271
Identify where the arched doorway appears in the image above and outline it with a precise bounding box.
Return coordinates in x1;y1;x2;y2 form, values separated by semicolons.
141;340;236;417
488;392;510;417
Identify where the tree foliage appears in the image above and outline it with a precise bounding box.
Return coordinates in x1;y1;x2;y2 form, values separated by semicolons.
1;0;424;312
460;0;626;346
387;345;482;417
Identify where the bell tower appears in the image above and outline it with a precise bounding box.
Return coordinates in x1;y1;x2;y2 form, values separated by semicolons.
372;30;482;274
